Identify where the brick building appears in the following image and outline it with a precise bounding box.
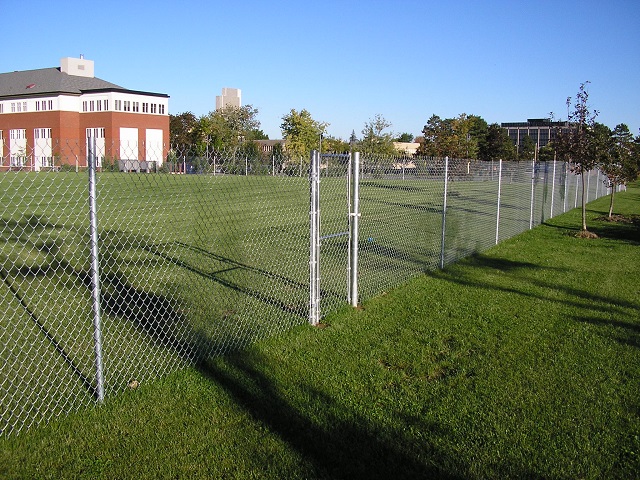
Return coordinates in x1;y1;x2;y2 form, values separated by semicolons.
0;56;169;171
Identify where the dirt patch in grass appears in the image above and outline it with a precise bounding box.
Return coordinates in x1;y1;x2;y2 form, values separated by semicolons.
576;229;599;239
595;214;639;224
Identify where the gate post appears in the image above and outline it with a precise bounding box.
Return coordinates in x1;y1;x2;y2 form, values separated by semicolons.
349;152;360;307
309;150;321;325
88;136;105;402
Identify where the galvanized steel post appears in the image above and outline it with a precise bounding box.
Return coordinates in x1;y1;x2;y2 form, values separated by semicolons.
550;159;557;219
529;159;535;229
309;150;321;325
87;136;105;402
563;161;569;213
496;159;502;244
349;152;360;307
440;156;449;269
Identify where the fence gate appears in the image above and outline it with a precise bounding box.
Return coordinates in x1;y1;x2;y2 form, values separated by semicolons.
309;151;360;325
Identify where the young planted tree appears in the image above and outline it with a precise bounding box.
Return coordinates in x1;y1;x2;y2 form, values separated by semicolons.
554;82;599;235
600;123;639;218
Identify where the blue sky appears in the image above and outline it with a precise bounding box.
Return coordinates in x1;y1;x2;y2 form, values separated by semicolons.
2;0;639;140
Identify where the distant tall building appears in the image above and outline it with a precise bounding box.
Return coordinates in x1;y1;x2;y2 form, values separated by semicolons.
501;118;570;150
215;88;241;110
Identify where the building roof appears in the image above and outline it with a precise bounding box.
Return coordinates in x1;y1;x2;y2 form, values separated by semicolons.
0;67;161;99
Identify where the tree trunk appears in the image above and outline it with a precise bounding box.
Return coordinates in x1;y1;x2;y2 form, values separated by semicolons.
581;170;587;231
608;186;615;219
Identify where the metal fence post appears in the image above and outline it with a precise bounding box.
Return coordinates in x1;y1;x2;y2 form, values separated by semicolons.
87;136;105;402
309;150;321;325
440;156;449;269
529;159;535;230
563;162;569;213
495;159;502;244
349;152;360;307
550;158;556;219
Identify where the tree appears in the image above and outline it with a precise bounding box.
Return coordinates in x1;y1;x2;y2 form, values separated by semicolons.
359;114;397;155
169;112;198;145
417;114;453;157
245;128;269;141
468;115;489;159
417;113;488;159
600;123;639;218
519;136;537;161
554;82;599;234
395;132;414;143
479;123;516;161
322;136;351;154
280;109;328;159
190;105;262;153
538;142;556;162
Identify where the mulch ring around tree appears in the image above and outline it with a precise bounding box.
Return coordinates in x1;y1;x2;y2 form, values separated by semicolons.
594;214;640;224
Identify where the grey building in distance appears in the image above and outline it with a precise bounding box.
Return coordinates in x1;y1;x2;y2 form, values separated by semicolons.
215;88;241;110
501;118;570;151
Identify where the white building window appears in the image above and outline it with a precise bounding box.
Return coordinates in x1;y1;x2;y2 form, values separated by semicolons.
142;102;149;113
115;99;122;111
9;129;27;167
86;128;106;168
34;128;53;170
83;101;88;112
36;100;52;111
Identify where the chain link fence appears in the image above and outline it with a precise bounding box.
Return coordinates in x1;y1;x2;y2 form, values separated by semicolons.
1;140;616;436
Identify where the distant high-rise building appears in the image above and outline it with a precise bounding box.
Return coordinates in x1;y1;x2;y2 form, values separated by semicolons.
501;118;570;150
216;88;241;110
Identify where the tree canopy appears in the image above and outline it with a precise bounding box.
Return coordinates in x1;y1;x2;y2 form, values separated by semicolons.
280;109;328;159
417;113;512;160
359;114;397;155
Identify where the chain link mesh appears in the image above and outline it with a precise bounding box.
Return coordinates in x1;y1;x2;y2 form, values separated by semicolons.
1;140;614;436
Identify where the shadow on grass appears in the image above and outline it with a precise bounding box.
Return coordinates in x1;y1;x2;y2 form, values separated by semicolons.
571;314;640;349
428;252;640;345
544;207;640;245
197;350;465;480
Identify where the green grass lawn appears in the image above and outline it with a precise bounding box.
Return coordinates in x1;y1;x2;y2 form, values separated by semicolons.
1;182;637;479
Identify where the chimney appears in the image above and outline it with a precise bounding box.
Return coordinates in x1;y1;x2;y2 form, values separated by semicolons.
60;56;94;78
